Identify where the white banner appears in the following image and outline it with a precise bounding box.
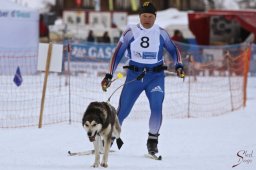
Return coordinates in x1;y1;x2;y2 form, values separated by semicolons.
0;0;39;74
0;0;39;49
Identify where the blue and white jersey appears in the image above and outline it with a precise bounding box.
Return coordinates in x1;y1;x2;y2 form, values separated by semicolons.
109;23;182;75
129;24;161;64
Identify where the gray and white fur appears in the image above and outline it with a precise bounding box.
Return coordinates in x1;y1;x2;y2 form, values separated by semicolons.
82;101;122;168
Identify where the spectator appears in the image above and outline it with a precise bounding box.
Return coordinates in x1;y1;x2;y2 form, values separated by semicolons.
87;30;95;42
171;29;188;43
101;31;111;43
39;15;49;39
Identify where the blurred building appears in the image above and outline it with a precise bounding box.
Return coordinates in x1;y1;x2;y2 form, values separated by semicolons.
12;0;255;44
57;0;208;16
12;0;256;17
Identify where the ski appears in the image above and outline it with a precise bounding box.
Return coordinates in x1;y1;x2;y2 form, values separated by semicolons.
68;150;94;156
144;153;162;160
68;150;115;156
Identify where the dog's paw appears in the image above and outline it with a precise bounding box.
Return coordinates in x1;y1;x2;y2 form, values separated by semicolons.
100;162;108;168
91;162;100;168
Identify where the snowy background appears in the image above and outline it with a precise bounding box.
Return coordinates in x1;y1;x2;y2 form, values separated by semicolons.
1;1;255;169
0;77;255;170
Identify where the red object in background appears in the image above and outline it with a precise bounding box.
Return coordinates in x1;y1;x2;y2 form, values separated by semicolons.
188;10;256;45
188;13;210;45
75;0;82;7
39;16;49;37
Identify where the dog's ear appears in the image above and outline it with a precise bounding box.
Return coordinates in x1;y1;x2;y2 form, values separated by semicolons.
82;114;88;126
98;112;105;124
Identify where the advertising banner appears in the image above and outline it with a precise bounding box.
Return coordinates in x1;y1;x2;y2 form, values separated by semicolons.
0;0;39;74
64;42;127;75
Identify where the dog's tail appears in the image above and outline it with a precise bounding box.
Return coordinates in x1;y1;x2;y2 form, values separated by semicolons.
116;138;124;149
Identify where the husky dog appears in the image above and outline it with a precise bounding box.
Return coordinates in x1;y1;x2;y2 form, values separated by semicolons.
82;101;123;168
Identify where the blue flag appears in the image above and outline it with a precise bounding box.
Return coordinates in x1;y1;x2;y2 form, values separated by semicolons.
13;66;23;87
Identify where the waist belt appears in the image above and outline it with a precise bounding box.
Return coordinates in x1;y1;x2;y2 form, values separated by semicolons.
123;65;167;72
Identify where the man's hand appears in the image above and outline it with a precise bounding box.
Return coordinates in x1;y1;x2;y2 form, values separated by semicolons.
101;74;113;92
175;63;185;78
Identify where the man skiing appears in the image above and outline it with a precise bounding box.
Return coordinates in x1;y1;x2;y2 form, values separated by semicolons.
101;1;184;158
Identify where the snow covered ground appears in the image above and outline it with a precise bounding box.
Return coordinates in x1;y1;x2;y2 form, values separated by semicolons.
0;77;256;170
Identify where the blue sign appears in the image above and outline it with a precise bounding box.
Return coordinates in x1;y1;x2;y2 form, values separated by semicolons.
250;44;256;75
70;43;116;62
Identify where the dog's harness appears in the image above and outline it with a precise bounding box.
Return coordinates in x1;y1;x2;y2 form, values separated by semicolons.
123;64;167;72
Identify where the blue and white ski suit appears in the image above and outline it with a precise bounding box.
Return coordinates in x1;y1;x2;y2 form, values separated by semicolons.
108;23;182;135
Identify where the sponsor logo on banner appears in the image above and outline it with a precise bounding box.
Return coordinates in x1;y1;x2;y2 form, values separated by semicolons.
0;10;31;18
70;43;116;61
65;43;127;75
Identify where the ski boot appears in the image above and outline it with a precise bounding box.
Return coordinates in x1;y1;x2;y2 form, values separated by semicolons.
147;133;159;154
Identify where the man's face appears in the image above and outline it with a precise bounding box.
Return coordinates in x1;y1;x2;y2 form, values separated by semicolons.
139;13;156;29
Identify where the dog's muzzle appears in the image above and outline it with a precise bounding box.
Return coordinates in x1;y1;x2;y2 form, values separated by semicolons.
88;131;97;142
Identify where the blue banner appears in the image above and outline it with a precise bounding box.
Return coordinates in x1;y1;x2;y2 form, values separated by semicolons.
70;43;116;62
250;44;256;75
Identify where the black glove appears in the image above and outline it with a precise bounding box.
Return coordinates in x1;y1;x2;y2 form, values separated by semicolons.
175;63;185;78
101;73;113;92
